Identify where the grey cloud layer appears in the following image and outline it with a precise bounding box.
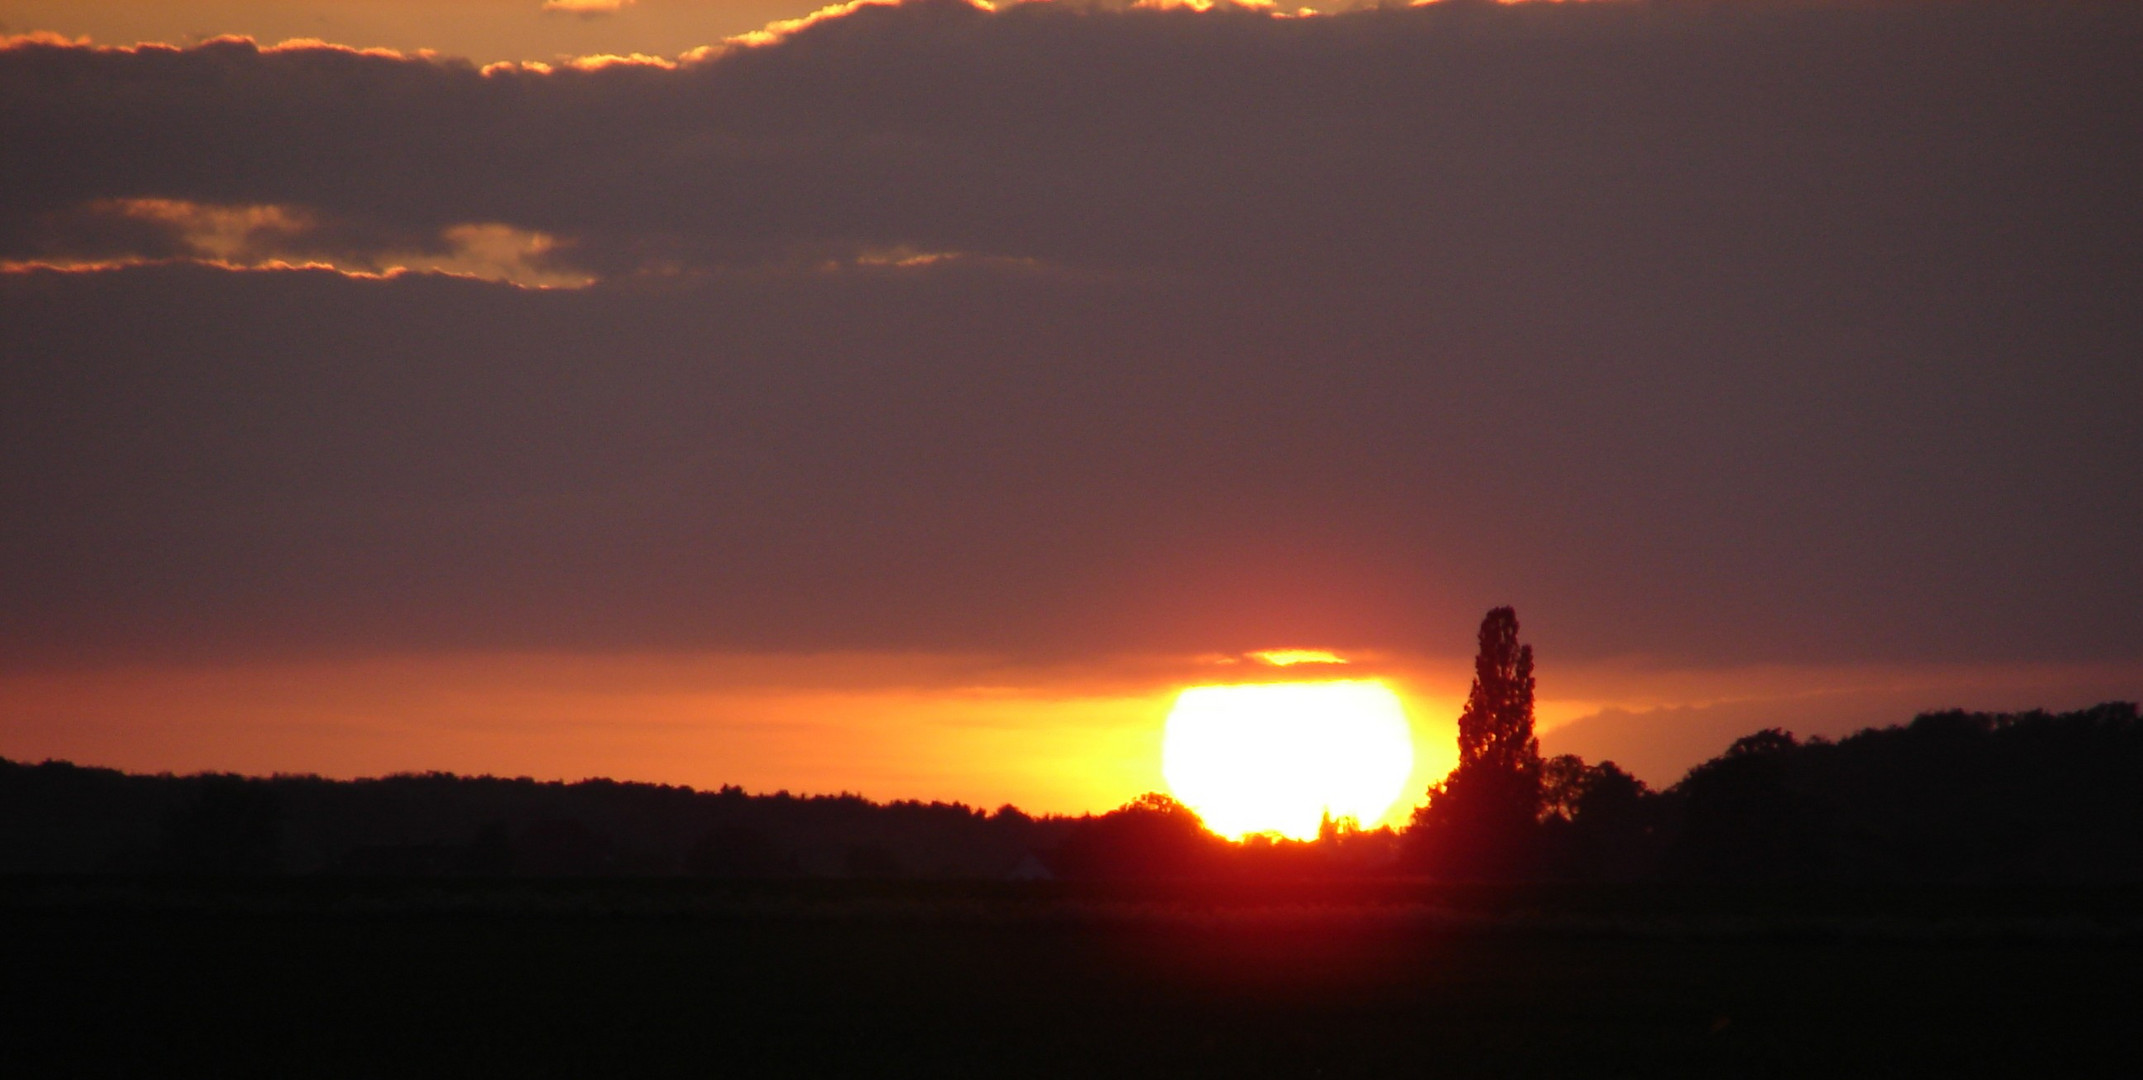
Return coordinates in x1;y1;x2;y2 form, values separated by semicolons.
3;1;2139;667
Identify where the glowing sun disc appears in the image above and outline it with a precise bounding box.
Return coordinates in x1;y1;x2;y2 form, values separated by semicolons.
1162;680;1415;841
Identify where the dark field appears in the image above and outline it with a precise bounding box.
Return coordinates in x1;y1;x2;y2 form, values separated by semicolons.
6;881;2140;1077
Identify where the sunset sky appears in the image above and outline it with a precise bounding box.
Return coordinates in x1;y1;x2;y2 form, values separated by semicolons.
3;0;2138;821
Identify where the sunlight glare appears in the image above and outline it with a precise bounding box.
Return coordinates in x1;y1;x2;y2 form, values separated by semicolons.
1162;680;1414;841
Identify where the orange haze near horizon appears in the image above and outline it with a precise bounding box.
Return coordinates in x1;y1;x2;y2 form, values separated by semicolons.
0;651;1463;826
4;649;2131;824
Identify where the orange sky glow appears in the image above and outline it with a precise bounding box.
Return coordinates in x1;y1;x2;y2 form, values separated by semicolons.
7;649;2135;821
0;650;1470;826
2;0;2136;822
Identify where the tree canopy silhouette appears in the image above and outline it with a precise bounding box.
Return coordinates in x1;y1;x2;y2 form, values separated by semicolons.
1048;792;1226;880
3;697;2139;883
1458;607;1541;786
1409;607;1546;878
1663;703;2143;881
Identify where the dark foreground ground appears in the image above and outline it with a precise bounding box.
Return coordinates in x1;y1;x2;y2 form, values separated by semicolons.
5;879;2140;1077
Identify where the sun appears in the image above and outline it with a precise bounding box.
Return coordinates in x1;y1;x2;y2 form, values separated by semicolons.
1161;680;1415;841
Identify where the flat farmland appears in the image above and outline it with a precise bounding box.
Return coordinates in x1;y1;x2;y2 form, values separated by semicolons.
5;881;2137;1077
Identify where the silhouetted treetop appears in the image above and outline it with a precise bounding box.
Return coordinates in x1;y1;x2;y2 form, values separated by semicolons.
0;760;1071;879
1409;607;1548;879
1048;792;1225;880
1665;702;2143;882
1541;755;1649;825
1458;606;1539;779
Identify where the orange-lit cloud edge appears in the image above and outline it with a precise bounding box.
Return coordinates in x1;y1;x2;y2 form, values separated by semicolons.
3;197;595;288
0;0;1609;291
0;0;1598;65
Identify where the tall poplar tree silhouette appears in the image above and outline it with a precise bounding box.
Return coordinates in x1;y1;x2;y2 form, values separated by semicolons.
1408;607;1544;877
1457;606;1541;804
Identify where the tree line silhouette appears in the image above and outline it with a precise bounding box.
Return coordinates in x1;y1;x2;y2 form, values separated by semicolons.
3;608;2137;882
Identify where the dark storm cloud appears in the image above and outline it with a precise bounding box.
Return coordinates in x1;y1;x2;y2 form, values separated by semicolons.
2;1;2139;667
